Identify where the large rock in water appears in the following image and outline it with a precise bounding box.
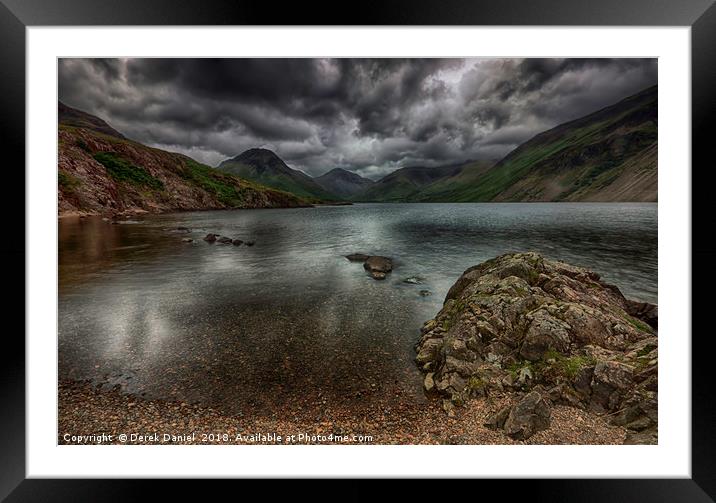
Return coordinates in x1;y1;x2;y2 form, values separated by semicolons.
363;256;393;280
416;252;657;443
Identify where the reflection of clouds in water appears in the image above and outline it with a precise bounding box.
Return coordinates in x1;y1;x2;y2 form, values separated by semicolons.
82;287;175;364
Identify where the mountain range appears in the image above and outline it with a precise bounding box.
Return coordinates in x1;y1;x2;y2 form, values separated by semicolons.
58;85;657;216
215;85;657;203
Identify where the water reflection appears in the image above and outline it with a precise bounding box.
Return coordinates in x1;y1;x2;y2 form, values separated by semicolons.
58;203;657;415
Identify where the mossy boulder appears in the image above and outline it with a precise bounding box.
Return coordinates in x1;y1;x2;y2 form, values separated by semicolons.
416;252;657;443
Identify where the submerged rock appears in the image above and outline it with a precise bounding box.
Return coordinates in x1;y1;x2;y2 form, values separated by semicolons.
403;276;424;285
415;252;658;443
232;239;243;246
217;236;233;244
245;241;255;247
203;233;218;243
346;253;370;262
363;256;393;280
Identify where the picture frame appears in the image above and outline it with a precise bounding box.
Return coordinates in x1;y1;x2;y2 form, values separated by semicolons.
3;0;714;499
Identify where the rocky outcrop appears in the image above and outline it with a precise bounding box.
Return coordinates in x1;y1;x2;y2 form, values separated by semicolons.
416;252;657;443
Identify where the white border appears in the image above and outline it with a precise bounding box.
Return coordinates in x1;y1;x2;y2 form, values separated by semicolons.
27;27;691;478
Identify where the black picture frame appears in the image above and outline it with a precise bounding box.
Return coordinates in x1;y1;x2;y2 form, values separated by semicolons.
2;0;714;500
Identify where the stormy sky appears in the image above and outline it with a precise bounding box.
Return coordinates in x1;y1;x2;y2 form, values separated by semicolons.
58;58;656;179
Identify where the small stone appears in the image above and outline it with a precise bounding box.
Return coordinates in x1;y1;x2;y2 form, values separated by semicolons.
442;399;456;417
424;373;435;392
403;276;424;284
484;406;511;430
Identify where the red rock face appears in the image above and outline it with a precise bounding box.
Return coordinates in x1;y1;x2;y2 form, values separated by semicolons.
58;126;309;217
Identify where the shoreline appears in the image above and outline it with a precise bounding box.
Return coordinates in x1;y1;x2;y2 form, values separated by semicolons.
57;203;317;220
57;200;658;219
59;380;626;445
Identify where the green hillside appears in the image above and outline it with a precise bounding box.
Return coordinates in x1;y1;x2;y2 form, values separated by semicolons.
218;148;337;202
354;85;657;203
354;163;467;202
58;104;310;216
452;85;657;202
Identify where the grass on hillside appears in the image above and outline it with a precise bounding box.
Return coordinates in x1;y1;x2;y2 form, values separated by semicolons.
93;152;165;191
178;158;248;206
219;160;336;202
58;171;82;191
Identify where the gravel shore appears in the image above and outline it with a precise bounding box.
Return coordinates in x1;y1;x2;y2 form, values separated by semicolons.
59;380;626;445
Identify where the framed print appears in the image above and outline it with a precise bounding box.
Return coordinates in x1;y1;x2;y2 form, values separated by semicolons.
3;0;716;499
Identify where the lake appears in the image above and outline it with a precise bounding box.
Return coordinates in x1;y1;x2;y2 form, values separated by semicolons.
58;203;657;416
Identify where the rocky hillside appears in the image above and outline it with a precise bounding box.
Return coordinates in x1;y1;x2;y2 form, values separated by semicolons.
416;252;657;444
59;101;126;140
354;86;657;203
217;148;336;202
445;86;657;202
58;103;310;217
401;160;496;202
314;168;374;199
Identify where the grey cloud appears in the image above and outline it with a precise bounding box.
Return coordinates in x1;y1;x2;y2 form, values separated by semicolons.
58;58;657;178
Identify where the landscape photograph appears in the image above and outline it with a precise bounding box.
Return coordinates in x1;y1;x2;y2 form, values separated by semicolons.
58;57;658;445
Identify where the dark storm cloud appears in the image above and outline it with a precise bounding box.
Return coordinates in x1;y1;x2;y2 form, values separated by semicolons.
58;58;656;178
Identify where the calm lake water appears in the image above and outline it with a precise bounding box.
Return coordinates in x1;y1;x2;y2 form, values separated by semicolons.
58;203;657;415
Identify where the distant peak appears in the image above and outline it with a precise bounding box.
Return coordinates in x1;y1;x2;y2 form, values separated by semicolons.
317;167;370;181
325;167;351;175
235;148;280;160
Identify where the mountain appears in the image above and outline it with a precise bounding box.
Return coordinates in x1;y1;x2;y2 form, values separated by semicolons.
314;168;374;198
404;160;496;202
59;85;657;215
58;103;309;216
354;85;657;203
443;85;657;202
354;163;469;202
217;148;336;201
59;101;126;139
